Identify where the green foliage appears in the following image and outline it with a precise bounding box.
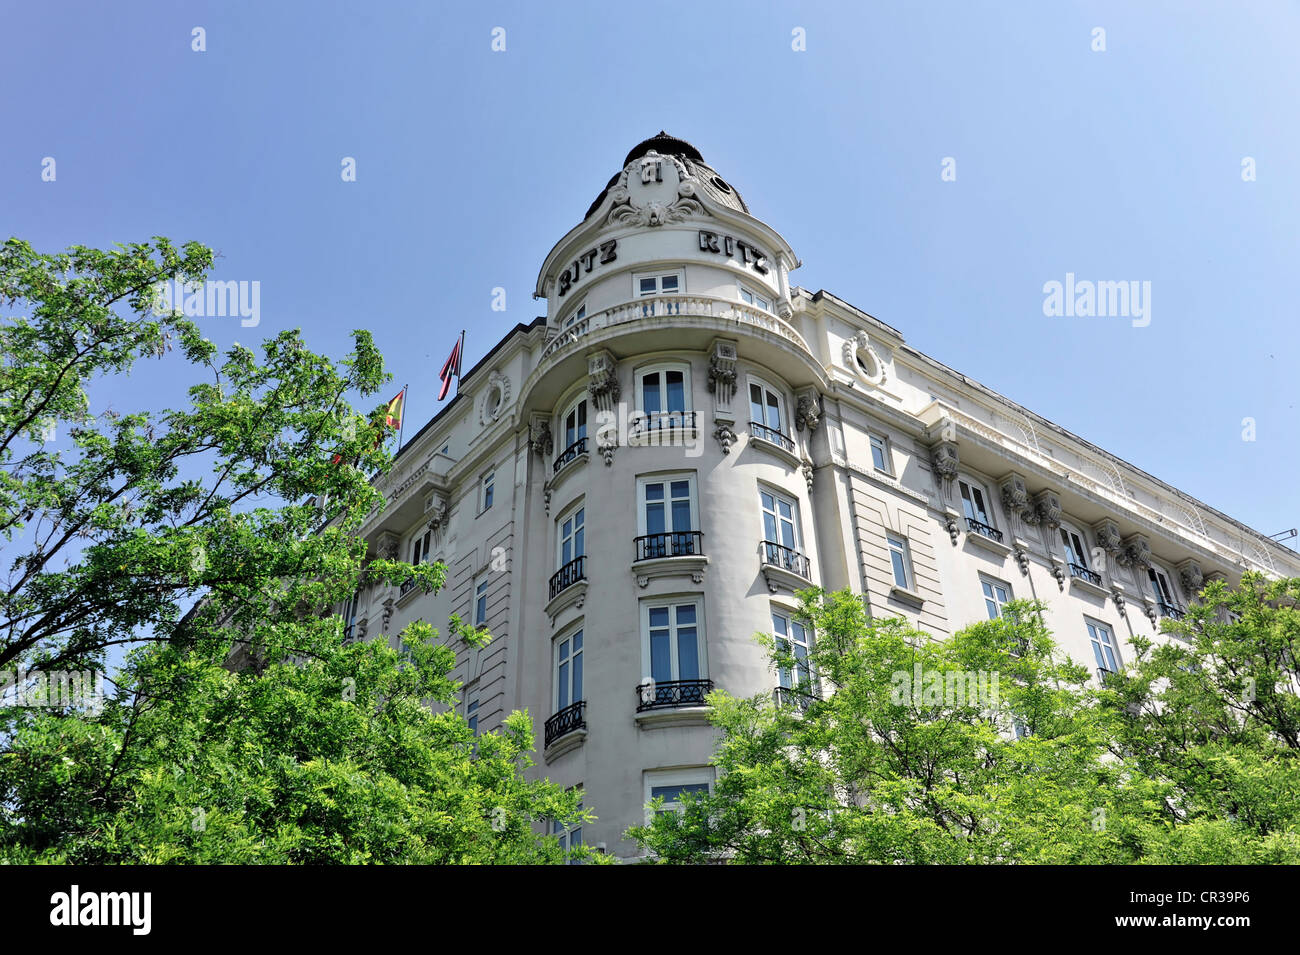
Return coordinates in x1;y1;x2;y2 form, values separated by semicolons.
0;238;593;864
630;585;1300;864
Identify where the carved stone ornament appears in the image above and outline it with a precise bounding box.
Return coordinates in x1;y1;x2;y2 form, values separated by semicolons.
795;390;821;433
376;530;400;562
1000;472;1033;527
606;152;707;228
1051;560;1066;590
478;369;511;426
707;341;738;401
381;597;395;634
1033;489;1062;530
425;492;449;540
713;424;737;455
1013;548;1031;576
1092;518;1124;559
943;512;960;546
543;483;553;516
587;351;620;467
1177;559;1205;600
800;456;815;491
1118;533;1152;570
930;441;959;502
1112;588;1127;618
529;418;553;458
842;331;887;385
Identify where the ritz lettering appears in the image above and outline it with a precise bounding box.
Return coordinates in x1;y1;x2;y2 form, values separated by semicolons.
558;240;618;296
698;230;768;274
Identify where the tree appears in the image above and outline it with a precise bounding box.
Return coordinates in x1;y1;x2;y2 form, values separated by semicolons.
630;586;1300;864
1101;571;1300;863
0;237;591;863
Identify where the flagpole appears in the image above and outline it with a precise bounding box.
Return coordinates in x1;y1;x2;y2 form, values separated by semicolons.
457;330;465;396
397;383;408;452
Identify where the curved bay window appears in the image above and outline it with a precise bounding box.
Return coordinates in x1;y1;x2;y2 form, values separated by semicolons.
555;396;588;472
635;475;701;560
638;600;709;710
633;363;693;439
748;378;793;452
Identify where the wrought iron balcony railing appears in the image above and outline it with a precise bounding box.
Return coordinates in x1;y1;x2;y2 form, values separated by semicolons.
1069;563;1102;586
342;623;355;643
761;540;811;580
553;437;588;473
966;518;1003;543
1157;601;1185;620
636;678;714;712
549;555;586;600
749;420;795;452
634;530;704;561
628;410;698;442
544;700;586;748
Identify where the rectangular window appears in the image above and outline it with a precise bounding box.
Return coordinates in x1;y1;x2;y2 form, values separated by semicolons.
636;476;697;559
635;271;683;297
645;769;713;819
559;505;585;567
869;434;890;473
1148;567;1177;610
639;366;687;416
564;302;586;328
760;488;800;551
739;284;772;312
1087;620;1120;674
562;398;588;450
959;479;991;526
474;577;489;626
1060;526;1089;568
480;470;495;513
643;600;704;684
887;534;913;590
466;697;480;736
772;608;814;692
554;628;584;710
552;787;585;864
748;380;788;445
981;576;1012;619
410;529;431;566
341;590;361;641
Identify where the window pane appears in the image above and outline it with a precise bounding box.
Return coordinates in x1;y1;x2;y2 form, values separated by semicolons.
649;607;670;628
677;628;699;681
650;632;671;681
666;371;685;413
891;549;908;588
671;499;692;531
871;438;886;471
749;384;764;423
640;277;656;294
661;275;678;292
558;660;569;708
572;651;582;701
670;480;689;498
643;373;660;413
646;502;665;535
766;392;781;431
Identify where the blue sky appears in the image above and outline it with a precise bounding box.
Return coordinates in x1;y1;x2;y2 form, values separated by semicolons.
3;0;1298;547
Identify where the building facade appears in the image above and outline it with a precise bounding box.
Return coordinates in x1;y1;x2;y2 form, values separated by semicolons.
342;133;1300;860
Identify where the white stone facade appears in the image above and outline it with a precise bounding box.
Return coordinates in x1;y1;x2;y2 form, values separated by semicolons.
341;134;1300;860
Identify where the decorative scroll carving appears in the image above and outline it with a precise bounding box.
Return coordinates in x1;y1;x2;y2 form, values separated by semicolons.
999;472;1033;529
376;531;400;562
607;176;706;227
1092;518;1123;563
842;331;887;385
478;369;511;426
425;493;449;543
1118;533;1152;570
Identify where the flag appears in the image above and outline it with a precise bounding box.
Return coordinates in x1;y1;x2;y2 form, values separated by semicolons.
383;388;406;431
438;332;464;401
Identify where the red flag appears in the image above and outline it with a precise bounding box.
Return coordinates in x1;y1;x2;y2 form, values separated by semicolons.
438;332;463;401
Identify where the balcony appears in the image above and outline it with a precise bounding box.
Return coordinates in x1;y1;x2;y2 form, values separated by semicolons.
966;518;1003;543
1068;563;1102;586
627;410;698;446
549;556;586;601
636;678;714;712
1157;601;1185;621
553;436;588;475
544;700;586;751
634;531;704;561
760;540;812;594
750;420;795;453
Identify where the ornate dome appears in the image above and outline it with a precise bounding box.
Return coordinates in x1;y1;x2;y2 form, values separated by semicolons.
584;131;750;220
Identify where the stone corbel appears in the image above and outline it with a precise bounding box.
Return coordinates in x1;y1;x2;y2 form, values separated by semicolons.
929;441;960;505
794;388;821;433
425;492;450;544
1032;488;1062;555
1092;518;1123;578
706;339;738;416
587;350;620;466
528;413;553;458
942;510;960;547
376;530;401;563
999;472;1034;534
800;455;814;491
1111;588;1127;619
1013;547;1031;577
1177;559;1205;601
